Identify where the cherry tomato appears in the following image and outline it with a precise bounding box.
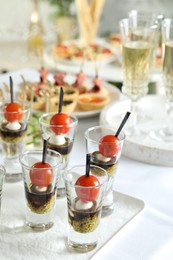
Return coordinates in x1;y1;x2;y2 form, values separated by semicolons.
99;135;120;158
75;175;100;202
4;102;23;123
50;113;72;135
29;162;53;187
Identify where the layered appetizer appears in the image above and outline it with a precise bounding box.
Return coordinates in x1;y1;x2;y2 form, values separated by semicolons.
68;168;102;233
0;101;27;144
26;160;56;214
48;112;73;167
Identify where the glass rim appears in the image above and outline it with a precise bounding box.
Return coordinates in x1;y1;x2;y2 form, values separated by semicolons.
19;149;62;170
84;125;126;143
119;17;158;30
128;10;164;20
65;164;109;189
39;112;78;128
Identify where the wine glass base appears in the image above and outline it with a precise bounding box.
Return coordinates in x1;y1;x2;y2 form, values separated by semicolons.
125;127;147;140
149;128;173;142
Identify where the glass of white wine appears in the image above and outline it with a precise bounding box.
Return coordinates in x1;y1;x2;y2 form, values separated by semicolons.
150;19;173;141
119;17;158;137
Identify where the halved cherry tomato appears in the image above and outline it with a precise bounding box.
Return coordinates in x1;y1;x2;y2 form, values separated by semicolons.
4;102;23;122
75;175;100;202
102;48;112;54
50;113;72;135
99;135;120;158
29;162;53;187
90;97;102;103
80;97;102;103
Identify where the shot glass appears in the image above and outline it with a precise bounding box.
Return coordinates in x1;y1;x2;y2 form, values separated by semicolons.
0;165;5;213
65;164;108;252
19;149;62;231
85;126;125;217
39;113;78;198
0;101;30;182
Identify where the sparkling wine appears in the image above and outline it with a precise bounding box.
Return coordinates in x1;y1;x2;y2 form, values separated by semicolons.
163;41;173;101
122;41;151;100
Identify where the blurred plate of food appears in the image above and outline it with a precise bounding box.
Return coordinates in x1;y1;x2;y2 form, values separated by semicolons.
0;68;121;117
44;38;121;67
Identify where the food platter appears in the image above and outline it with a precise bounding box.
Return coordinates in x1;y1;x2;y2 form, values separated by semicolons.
44;38;120;68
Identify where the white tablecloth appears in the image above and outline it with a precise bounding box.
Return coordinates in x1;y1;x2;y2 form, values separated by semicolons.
1;108;173;260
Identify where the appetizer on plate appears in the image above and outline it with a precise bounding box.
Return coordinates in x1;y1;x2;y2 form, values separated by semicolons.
18;68;112;115
77;93;110;111
52;40;116;63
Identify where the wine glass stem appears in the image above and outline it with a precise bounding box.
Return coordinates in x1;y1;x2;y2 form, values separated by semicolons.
130;100;138;129
165;101;173;134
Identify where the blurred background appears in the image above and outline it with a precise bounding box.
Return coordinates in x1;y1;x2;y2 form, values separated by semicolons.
0;0;172;72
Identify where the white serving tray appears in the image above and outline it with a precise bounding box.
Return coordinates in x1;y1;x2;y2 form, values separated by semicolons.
100;94;173;167
0;182;144;260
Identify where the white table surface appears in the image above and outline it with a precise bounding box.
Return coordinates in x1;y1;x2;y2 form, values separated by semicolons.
0;113;173;260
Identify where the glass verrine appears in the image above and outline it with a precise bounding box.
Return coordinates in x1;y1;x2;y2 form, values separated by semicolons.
19;149;62;231
119;18;158;136
150;19;173;141
0;101;30;182
39;113;78;198
85;126;125;217
65;164;108;252
0;165;5;214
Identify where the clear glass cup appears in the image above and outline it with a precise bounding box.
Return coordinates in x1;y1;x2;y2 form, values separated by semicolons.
0;165;5;214
0;101;30;182
85;126;125;217
19;149;62;231
119;17;158;137
65;164;108;252
39;113;78;197
150;18;173;141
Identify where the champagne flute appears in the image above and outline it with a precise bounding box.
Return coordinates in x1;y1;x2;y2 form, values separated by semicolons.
150;19;173;141
128;10;165;70
119;17;158;137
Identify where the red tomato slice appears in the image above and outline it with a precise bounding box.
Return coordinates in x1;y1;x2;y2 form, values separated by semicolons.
50;113;72;135
75;175;100;202
4;102;23;123
99;135;120;158
29;162;53;187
